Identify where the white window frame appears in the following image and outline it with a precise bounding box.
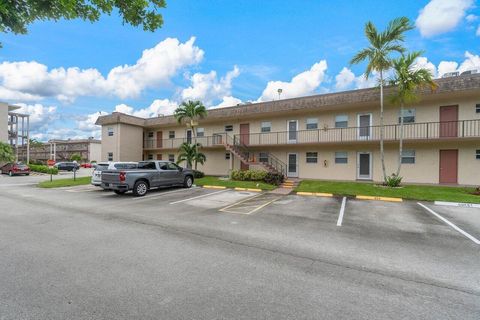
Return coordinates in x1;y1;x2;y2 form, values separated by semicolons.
259;152;269;163
168;131;175;139
107;127;114;136
398;108;416;123
335;115;348;128
335;151;348;164
225;125;233;132
306;152;318;163
107;152;113;161
225;153;231;160
147;131;154;138
168;154;175;162
306;118;318;130
147;154;154;160
476;149;480;160
357;152;372;180
287;120;298;143
476;104;480;113
261;121;271;133
401;150;416;164
357;113;372;140
196;127;205;137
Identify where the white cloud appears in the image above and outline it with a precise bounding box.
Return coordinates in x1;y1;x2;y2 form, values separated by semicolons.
437;61;459;77
412;57;437;77
466;14;478;22
77;111;108;132
258;60;328;101
416;0;474;37
113;99;178;118
0;37;204;103
15;103;59;131
211;96;243;109
335;67;356;90
181;66;240;105
458;51;480;72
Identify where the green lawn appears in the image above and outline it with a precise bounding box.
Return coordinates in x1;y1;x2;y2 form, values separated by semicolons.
38;176;91;188
296;180;480;203
195;176;276;190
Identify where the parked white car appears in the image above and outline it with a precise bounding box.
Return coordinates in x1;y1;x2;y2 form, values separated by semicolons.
91;162;138;186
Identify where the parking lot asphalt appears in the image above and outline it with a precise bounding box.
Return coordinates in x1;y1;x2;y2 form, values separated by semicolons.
0;175;479;319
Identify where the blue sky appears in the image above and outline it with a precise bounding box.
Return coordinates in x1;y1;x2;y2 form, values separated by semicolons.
0;0;479;140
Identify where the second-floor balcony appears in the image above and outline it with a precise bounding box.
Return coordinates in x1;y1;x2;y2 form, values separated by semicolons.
143;119;480;150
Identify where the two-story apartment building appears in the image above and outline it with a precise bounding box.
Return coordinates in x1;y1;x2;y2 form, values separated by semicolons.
96;73;480;185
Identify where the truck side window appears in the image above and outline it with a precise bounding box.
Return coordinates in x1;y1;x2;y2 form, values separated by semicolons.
138;162;156;170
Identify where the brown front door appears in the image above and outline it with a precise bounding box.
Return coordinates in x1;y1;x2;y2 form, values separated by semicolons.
439;150;458;184
157;154;162;160
240;123;250;145
156;131;163;148
440;105;458;137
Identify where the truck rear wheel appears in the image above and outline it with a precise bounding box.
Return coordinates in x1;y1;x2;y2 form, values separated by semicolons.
183;176;193;188
133;180;148;197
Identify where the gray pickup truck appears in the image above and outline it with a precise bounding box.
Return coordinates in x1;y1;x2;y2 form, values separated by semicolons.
101;160;194;196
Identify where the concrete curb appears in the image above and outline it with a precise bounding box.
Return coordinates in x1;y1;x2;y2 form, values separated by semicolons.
296;192;333;197
234;187;262;192
201;185;263;192
356;195;403;202
202;185;227;189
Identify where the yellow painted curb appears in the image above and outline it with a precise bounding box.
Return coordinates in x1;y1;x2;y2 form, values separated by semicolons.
315;192;333;197
356;195;403;202
203;185;227;189
296;192;314;196
246;188;262;192
234;187;248;191
296;192;333;197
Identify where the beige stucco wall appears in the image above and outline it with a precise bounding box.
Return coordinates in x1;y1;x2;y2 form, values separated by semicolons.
0;102;8;143
101;123;143;161
88;142;102;162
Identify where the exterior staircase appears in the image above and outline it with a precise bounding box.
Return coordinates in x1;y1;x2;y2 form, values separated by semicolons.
224;139;287;177
279;178;300;189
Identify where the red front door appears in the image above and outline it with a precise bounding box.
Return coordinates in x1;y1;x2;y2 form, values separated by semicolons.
156;131;163;148
240;123;250;145
439;150;458;184
440;105;458;138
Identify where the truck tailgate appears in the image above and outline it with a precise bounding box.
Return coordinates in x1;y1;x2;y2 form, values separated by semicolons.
101;171;121;184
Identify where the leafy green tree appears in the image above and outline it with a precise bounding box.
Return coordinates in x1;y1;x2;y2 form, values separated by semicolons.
173;100;207;138
0;142;15;162
176;142;206;170
0;0;166;48
389;51;437;176
70;153;82;162
351;17;414;182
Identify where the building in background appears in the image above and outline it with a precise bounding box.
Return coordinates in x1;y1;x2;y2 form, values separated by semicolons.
17;138;101;164
1;102;30;162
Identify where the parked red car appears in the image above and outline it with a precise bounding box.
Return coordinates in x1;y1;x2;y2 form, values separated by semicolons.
1;162;30;176
81;163;93;168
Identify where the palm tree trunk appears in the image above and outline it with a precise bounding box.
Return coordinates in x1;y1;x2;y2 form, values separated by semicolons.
380;71;387;183
396;102;405;176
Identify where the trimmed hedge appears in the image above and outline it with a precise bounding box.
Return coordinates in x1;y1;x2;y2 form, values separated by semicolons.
231;169;267;181
230;169;285;186
29;164;58;175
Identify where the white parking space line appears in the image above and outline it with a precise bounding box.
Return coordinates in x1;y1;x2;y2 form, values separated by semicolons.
132;187;199;201
337;197;347;227
0;183;36;187
417;202;480;245
169;189;230;205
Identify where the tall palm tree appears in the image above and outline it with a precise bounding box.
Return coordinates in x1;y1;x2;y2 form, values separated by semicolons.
351;17;414;182
176;142;206;170
173;100;207;138
389;51;437;176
